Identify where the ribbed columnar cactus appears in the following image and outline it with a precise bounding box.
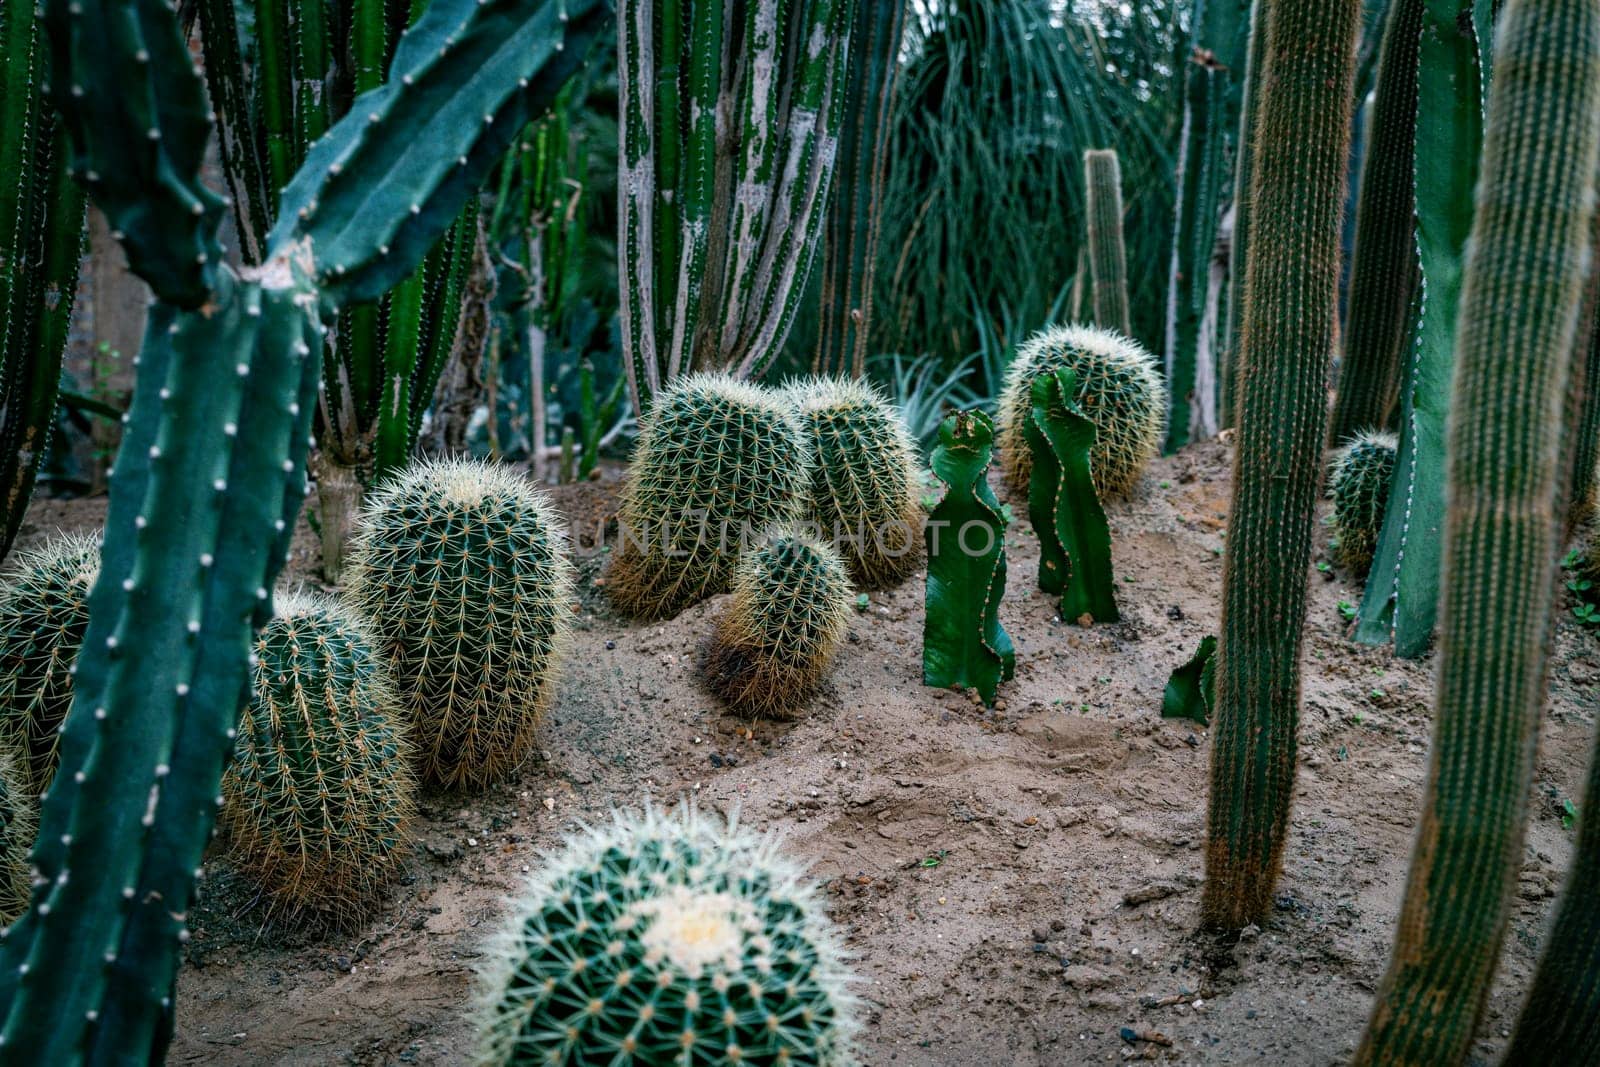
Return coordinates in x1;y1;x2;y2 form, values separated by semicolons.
789;376;923;588
606;375;809;619
1084;149;1131;337
347;460;574;790
222;593;414;924
1354;0;1600;1059
998;324;1165;499
0;533;96;793
1327;0;1423;444
474;807;859;1066
1219;0;1268;427
1329;431;1397;573
701;529;853;717
0;749;34;924
1201;0;1360;931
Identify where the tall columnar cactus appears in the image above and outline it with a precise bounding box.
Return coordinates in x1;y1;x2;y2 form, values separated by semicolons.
619;0;856;413
1354;0;1485;658
1353;0;1600;1058
223;593;414;924
1083;149;1131;337
998;324;1166;500
1201;0;1360;931
1566;206;1600;529
1166;0;1251;450
0;0;606;1055
701;529;853;717
923;411;1014;706
814;0;905;380
0;533;97;793
347;459;574;789
606;375;809;619
1329;431;1397;573
1327;0;1423;444
1218;0;1268;428
1;0;87;564
474;805;859;1066
789;376;922;588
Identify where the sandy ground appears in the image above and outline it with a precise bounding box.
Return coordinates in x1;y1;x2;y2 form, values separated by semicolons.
14;439;1594;1065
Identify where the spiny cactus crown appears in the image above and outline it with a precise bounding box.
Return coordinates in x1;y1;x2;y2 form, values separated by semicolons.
703;529;854;717
0;533;99;794
607;374;810;620
786;376;922;589
998;323;1166;499
223;592;414;923
1329;430;1397;572
474;806;858;1066
347;459;574;789
0;749;36;925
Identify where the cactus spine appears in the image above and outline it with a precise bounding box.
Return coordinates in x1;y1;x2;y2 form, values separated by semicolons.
606;375;809;620
0;0;86;561
789;376;923;589
223;593;414;924
348;460;574;789
474;806;859;1066
814;0;906;380
1328;0;1423;444
619;0;855;412
702;529;853;717
0;0;605;1054
1353;0;1600;1058
1329;431;1397;574
1083;149;1131;337
0;534;97;793
1201;0;1359;931
998;324;1166;500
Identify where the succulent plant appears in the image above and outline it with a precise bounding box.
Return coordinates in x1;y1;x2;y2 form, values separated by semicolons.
0;748;36;925
788;376;922;589
1329;431;1397;573
701;529;854;718
474;805;859;1066
347;459;574;789
222;592;414;923
997;324;1165;499
0;533;98;794
606;374;809;620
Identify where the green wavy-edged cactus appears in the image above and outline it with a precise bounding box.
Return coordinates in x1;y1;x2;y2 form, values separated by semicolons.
1202;0;1360;931
998;323;1165;499
473;805;859;1066
701;529;853;717
789;376;923;589
1084;149;1131;337
347;459;573;790
1329;431;1397;573
606;374;809;620
222;592;414;924
0;749;34;924
0;533;96;793
1354;0;1600;1059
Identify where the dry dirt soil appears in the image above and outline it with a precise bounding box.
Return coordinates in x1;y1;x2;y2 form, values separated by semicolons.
15;440;1595;1066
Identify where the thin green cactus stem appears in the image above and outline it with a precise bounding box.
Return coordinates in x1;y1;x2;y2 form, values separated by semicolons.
1565;202;1600;530
1083;149;1131;338
1201;0;1360;931
1353;0;1600;1058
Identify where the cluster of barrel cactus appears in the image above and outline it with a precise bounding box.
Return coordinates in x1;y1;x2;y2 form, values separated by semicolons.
1329;431;1398;573
474;806;858;1065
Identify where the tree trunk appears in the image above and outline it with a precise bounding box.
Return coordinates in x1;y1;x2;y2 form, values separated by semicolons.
314;453;363;584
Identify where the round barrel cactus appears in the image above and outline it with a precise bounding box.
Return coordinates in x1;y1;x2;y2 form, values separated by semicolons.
788;376;923;588
347;459;574;789
0;748;37;924
0;533;98;793
474;806;858;1066
222;593;414;923
702;529;853;717
1329;431;1398;573
997;324;1166;498
605;374;809;620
